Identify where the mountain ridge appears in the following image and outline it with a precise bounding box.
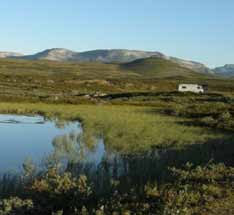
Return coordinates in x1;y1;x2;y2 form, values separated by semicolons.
17;48;165;63
0;52;23;58
1;48;229;75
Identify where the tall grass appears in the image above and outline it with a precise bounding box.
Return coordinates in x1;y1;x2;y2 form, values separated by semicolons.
0;103;227;153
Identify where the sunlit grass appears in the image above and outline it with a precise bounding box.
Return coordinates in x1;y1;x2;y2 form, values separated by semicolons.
0;103;225;153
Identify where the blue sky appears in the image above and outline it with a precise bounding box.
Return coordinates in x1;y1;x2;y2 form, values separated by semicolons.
1;0;233;67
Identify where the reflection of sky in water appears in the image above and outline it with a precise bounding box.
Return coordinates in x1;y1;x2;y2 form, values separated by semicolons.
50;132;106;169
0;115;164;182
86;139;105;165
0;114;81;173
0;114;44;124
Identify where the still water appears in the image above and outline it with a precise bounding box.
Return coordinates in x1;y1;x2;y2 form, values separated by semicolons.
0;114;217;190
0;114;105;173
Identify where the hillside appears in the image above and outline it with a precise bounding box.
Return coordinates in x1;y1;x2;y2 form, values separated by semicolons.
7;48;211;73
121;57;212;79
169;57;212;74
0;57;233;104
0;57;213;80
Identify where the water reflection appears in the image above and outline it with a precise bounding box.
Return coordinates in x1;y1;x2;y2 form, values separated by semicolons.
0;114;45;124
48;131;106;167
49;129;234;193
48;129;161;188
0;114;233;191
0;114;81;173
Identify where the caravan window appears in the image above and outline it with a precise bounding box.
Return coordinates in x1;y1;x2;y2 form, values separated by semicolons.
182;86;187;89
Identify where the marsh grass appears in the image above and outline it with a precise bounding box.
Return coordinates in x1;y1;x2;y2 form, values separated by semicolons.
0;103;227;153
0;103;233;214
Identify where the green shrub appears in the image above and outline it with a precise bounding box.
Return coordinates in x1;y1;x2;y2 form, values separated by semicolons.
0;197;33;215
218;111;232;122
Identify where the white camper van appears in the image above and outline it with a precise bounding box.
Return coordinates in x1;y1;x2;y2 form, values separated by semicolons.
178;84;204;93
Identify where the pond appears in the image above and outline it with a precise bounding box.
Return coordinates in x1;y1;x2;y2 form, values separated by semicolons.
0;113;226;185
0;114;169;185
0;114;105;174
0;113;230;196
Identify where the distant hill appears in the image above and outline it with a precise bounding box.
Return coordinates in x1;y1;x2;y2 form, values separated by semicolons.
18;48;164;63
0;56;214;81
0;52;23;58
121;57;212;79
74;49;165;63
213;64;234;77
19;48;77;61
168;57;212;74
6;48;211;74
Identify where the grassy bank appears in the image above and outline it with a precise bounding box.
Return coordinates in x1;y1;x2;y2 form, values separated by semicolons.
0;103;229;153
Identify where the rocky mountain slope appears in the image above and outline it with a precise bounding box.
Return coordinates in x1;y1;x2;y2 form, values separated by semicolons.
213;64;234;77
169;57;212;74
22;48;77;61
18;48;164;63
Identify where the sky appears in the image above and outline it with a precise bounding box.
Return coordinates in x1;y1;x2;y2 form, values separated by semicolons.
1;0;233;68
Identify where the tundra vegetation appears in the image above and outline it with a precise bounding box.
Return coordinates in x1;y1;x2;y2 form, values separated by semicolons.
0;59;233;214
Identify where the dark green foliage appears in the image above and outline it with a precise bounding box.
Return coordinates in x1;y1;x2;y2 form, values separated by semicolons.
0;163;233;214
0;197;33;215
163;163;234;214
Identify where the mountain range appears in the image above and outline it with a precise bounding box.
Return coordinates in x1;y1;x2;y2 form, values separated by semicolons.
0;48;233;76
0;52;23;58
213;64;234;77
